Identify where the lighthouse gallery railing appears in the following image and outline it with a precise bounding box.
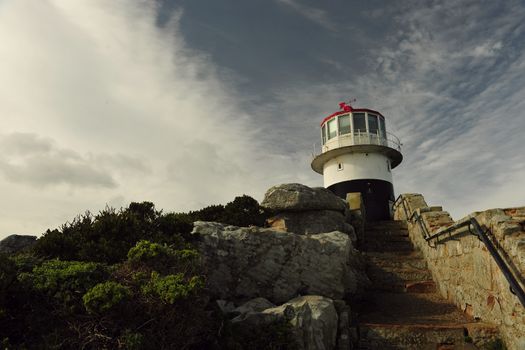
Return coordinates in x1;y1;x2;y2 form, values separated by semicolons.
312;130;402;158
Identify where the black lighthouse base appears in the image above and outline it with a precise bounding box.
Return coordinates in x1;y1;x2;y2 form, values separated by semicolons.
328;179;394;221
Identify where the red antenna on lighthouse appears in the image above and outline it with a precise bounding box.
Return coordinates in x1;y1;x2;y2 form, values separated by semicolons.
338;98;357;112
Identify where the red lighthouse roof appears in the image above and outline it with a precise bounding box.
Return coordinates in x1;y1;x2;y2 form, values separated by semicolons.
321;103;384;126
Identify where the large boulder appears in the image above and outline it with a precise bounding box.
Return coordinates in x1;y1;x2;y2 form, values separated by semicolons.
0;234;37;254
192;221;369;303
268;210;355;237
261;183;346;213
232;295;338;350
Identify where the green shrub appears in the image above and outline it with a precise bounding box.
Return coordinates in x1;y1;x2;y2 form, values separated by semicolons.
126;240;201;275
20;260;107;307
120;329;145;350
189;204;225;222
175;248;199;261
83;281;131;314
33;202;191;264
0;255;16;292
141;272;203;304
10;253;43;273
127;240;176;266
32;228;79;260
223;195;269;227
189;195;270;227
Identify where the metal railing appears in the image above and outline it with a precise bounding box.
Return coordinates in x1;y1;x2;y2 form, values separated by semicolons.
393;195;525;308
312;130;402;158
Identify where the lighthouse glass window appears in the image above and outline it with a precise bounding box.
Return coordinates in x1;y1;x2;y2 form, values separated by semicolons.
327;119;337;139
338;114;351;135
368;114;379;135
353;113;366;133
379;116;387;138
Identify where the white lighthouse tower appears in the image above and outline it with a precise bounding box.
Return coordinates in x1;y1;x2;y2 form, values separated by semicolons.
311;102;403;221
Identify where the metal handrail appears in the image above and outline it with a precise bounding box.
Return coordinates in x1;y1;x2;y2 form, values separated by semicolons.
393;195;410;222
470;218;525;308
394;194;525;308
312;130;402;157
411;210;432;240
425;219;470;242
393;195;431;239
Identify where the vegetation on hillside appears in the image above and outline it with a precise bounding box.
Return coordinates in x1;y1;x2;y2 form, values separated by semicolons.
0;195;292;349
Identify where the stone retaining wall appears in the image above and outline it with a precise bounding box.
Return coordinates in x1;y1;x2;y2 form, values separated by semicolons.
394;193;525;350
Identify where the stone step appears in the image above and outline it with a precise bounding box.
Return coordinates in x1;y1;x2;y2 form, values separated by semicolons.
357;323;497;350
406;281;437;293
369;280;437;293
367;219;408;225
364;233;410;239
356;292;478;348
358;292;471;325
364;235;411;244
365;229;409;237
366;252;428;270
361;240;414;252
368;266;433;286
357;220;500;349
365;228;409;236
366;221;408;230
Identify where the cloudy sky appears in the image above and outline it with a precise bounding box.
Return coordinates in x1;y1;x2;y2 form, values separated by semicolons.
1;0;524;238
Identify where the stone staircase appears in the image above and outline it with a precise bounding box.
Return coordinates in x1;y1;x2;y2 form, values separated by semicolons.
355;220;499;350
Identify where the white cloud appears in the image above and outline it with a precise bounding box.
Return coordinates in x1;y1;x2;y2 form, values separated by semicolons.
0;133;117;188
0;0;304;238
275;0;336;31
472;41;503;58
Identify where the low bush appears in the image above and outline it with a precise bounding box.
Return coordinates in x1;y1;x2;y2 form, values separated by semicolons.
83;281;131;314
21;260;107;301
32;202;190;264
141;272;204;304
127;240;177;266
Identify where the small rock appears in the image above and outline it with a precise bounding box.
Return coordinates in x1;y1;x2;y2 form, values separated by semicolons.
277;295;338;350
216;299;236;315
232;295;338;350
233;297;276;315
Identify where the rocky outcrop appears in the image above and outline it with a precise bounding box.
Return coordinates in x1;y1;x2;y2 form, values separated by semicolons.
231;295;339;350
0;234;37;254
268;210;355;238
261;183;346;213
261;183;354;237
192;221;369;304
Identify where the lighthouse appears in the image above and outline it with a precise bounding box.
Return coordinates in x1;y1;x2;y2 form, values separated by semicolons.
311;102;402;221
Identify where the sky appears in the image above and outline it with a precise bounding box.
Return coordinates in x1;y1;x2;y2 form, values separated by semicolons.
1;0;525;238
